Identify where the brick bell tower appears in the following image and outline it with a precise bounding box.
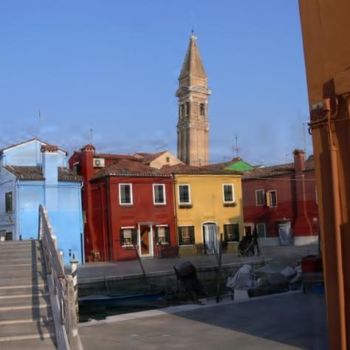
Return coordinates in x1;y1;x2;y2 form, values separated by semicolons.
176;34;211;166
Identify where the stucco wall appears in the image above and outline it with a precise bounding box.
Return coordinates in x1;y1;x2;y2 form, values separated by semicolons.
1;139;66;167
0;168;16;237
175;174;244;250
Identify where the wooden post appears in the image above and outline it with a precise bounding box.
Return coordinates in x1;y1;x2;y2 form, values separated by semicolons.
216;234;223;303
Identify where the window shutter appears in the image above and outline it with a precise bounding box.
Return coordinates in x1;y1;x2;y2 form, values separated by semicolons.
178;227;183;245
120;229;124;246
189;226;195;244
165;226;170;244
155;227;159;243
132;229;137;245
233;224;239;241
266;191;271;207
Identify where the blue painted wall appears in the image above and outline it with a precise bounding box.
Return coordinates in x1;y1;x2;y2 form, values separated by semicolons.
0;139;84;264
1;139;67;167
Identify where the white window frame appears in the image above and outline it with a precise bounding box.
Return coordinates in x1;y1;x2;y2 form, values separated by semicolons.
120;226;135;247
256;223;267;238
178;184;191;205
153;184;166;205
119;183;133;205
222;184;235;204
255;189;265;206
155;224;169;245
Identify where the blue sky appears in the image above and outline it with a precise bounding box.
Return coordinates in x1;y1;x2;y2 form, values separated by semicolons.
0;0;311;165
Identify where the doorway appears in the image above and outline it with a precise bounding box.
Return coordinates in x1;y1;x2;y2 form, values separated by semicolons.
138;224;154;257
202;223;218;254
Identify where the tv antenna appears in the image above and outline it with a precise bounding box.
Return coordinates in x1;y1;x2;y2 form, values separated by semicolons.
233;135;240;157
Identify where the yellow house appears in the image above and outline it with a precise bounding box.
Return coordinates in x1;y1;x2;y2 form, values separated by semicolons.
171;168;244;256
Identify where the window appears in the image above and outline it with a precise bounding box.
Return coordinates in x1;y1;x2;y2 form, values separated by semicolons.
200;103;205;116
181;104;185;117
178;184;191;205
120;227;135;247
153;184;166;205
255;189;265;206
119;184;133;205
223;184;235;204
266;190;277;207
178;226;195;245
256;223;267;237
5;192;13;213
224;224;240;242
185;102;190;116
155;225;169;245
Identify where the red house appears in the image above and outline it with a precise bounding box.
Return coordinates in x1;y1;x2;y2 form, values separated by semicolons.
69;145;177;261
242;149;318;246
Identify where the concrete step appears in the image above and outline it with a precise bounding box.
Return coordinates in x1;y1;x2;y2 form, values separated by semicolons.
0;275;46;287
0;305;51;322
0;251;41;260
0;258;40;265
0;241;38;247
0;268;44;279
0;294;50;308
0;319;55;338
0;336;56;349
0;285;47;297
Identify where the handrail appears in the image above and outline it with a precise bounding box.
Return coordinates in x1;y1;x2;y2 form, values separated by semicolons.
38;205;81;350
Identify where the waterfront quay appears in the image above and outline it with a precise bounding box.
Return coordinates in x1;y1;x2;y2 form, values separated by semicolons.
79;291;328;350
77;244;318;297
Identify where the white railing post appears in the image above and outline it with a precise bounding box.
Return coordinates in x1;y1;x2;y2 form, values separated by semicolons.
70;255;79;319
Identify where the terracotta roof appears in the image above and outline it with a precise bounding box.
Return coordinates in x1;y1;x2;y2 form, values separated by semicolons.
41;144;59;153
243;156;315;179
92;159;170;179
161;163;241;175
4;166;82;182
133;151;167;164
58;167;82;182
95;153;139;162
4;166;44;180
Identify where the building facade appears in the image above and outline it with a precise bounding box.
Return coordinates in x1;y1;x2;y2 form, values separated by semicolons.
242;150;318;246
0;138;84;263
166;165;244;256
69;145;178;262
176;34;211;166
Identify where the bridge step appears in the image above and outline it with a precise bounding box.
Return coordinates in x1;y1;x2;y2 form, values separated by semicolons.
0;334;57;350
0;294;50;308
0;305;51;322
0;265;43;278
0;240;58;349
0;319;55;338
0;276;46;287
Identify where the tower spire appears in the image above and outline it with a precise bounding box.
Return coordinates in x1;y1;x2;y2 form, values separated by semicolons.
176;34;211;166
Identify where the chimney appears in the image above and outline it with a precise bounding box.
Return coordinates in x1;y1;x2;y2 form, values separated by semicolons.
293;149;306;173
80;144;96;182
41;144;60;184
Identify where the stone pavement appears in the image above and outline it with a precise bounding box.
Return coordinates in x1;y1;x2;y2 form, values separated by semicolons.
79;291;328;350
78;244;318;282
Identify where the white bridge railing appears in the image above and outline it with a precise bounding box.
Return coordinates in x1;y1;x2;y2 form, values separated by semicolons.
38;205;82;350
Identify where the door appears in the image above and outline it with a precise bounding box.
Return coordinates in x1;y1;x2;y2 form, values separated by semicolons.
203;223;218;254
138;224;154;257
278;221;292;246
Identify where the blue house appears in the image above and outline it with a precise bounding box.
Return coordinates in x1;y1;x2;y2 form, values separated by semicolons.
0;138;84;263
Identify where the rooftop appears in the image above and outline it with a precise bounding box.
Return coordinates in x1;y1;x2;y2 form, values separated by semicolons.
4;165;82;182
